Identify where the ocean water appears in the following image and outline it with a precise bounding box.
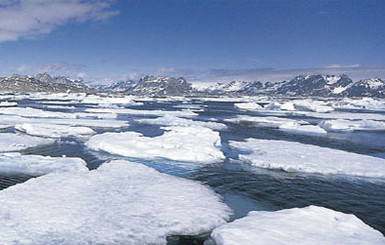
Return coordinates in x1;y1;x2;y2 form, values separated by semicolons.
1;97;385;244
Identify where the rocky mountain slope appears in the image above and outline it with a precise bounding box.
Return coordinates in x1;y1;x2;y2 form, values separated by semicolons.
0;73;91;93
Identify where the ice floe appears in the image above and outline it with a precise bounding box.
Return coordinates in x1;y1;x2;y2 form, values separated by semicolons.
319;119;385;132
137;115;227;130
86;126;224;164
0;153;87;175
85;107;198;118
225;116;325;135
0;133;54;152
211;206;385;245
0;160;231;244
234;102;263;111
230;138;385;178
15;123;96;138
0;114;128;129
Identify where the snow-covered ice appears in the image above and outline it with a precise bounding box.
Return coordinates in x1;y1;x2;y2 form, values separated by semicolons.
0;133;54;152
319;119;385;132
278;122;327;135
86;126;224;164
230;138;385;178
225;115;308;128
0;114;128;128
137;115;227;130
0;153;87;175
0;160;231;244
211;206;385;245
15;123;96;138
234;102;263;111
85;107;198;118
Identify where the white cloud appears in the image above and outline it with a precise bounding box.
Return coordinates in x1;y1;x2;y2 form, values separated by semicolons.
12;63;87;77
0;0;118;42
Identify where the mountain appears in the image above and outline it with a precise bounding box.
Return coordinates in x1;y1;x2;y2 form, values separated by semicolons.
99;76;192;96
0;73;92;93
190;74;385;98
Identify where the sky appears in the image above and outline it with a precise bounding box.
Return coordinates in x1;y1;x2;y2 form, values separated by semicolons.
0;0;384;85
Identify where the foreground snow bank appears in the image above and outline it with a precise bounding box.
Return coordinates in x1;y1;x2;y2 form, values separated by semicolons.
0;153;87;175
0;160;231;244
0;133;54;152
86;126;224;164
211;206;385;245
230;138;385;178
15;123;95;138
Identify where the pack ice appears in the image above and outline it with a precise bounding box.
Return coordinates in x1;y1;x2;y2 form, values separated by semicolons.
319;119;385;131
136;114;227;131
211;206;385;245
16;123;95;138
0;160;231;244
86;126;224;164
0;133;54;152
0;153;87;175
230;138;385;178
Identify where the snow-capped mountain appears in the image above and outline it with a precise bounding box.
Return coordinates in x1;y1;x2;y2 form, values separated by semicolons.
191;74;384;98
96;80;136;92
0;73;91;92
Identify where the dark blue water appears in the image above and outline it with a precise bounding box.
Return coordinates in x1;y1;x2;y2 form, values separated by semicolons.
1;97;385;244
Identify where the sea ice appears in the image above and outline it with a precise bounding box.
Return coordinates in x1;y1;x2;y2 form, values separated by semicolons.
0;160;231;244
234;102;262;111
224;115;308;128
319;119;385;132
15;123;96;138
211;206;385;245
85;107;198;118
86;126;224;164
0;153;87;175
137;115;227;130
230;138;385;178
278;122;327;135
0;133;54;152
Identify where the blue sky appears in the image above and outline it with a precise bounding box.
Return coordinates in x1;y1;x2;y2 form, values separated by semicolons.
0;0;384;84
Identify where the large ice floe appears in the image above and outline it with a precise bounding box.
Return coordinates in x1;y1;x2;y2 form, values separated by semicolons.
0;133;54;152
0;160;231;244
15;123;96;138
230;138;385;178
86;126;224;164
225;116;326;135
211;206;385;245
0;153;87;175
136;114;227;131
319;119;385;132
0;114;128;129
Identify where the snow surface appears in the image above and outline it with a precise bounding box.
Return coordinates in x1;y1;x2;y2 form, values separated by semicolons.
0;160;231;244
278;122;327;135
211;206;385;245
230;138;385;178
234;102;262;111
85;107;198;118
319;119;385;132
137;114;227;130
0;133;54;152
0;114;128;128
0;153;87;175
86;126;224;164
15;123;96;138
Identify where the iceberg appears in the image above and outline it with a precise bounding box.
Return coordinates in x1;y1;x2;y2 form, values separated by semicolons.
86;126;225;164
0;133;54;152
0;160;231;244
211;206;385;245
230;138;385;178
0;153;87;175
15;123;96;138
